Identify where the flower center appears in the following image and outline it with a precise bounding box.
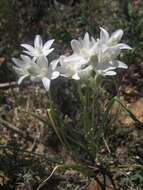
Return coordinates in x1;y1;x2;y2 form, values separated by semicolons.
90;55;98;63
66;64;73;74
25;64;39;76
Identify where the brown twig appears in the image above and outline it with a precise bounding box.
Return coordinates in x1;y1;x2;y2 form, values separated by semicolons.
0;118;26;135
0;81;17;89
0;117;38;142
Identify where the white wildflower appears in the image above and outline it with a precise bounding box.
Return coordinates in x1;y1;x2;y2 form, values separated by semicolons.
37;57;59;91
58;33;97;80
99;27;131;50
13;55;59;91
71;32;98;63
59;29;131;79
59;54;91;80
12;55;38;84
91;28;132;76
21;35;54;61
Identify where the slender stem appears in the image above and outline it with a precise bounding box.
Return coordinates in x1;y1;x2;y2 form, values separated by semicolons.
47;109;65;147
90;75;101;153
91;74;100;129
102;136;111;154
84;81;90;133
47;92;71;150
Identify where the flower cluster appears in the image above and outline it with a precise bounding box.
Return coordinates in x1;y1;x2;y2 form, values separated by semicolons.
13;35;59;91
13;28;131;91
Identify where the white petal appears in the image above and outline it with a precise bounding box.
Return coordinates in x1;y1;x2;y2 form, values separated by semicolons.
100;27;109;43
34;35;43;48
83;32;90;48
112;60;128;69
59;55;65;66
18;74;29;85
23;50;35;57
105;47;121;60
64;54;85;65
60;73;69;78
42;77;51;91
43;48;54;56
12;58;24;67
114;43;132;50
57;64;67;76
59;55;77;65
90;37;97;48
104;70;117;76
43;39;54;51
95;62;116;72
13;66;23;75
37;56;48;66
50;59;59;70
72;73;80;80
51;71;60;80
71;40;81;54
110;29;123;43
67;54;82;62
20;55;32;63
30;76;37;81
21;44;35;52
79;65;93;79
91;37;96;44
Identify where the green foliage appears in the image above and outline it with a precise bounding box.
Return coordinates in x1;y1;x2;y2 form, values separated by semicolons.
33;77;116;170
113;0;143;61
120;170;143;190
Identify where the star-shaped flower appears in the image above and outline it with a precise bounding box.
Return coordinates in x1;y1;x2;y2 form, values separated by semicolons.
21;35;54;61
59;54;92;80
58;29;132;79
13;55;59;91
71;32;98;63
93;27;132;76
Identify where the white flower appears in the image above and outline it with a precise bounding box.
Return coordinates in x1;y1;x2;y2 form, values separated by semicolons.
13;34;59;91
58;33;97;80
21;35;54;61
94;46;128;76
13;55;59;91
59;54;92;80
71;32;98;63
59;29;131;79
78;65;93;80
12;55;38;84
37;57;59;91
91;28;132;76
99;27;132;51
